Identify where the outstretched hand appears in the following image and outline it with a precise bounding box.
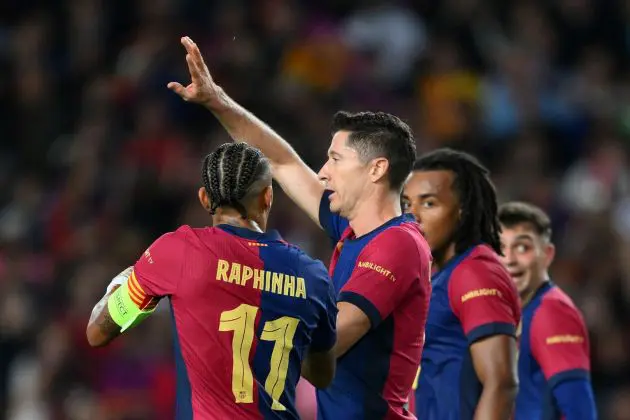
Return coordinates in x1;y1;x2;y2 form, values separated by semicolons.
167;36;221;108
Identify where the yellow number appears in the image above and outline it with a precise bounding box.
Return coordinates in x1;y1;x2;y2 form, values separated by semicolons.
412;366;421;390
412;332;425;391
219;304;300;410
261;316;300;410
219;304;258;403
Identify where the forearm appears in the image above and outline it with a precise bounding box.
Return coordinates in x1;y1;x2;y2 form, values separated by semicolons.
207;88;300;168
86;288;121;347
474;383;517;420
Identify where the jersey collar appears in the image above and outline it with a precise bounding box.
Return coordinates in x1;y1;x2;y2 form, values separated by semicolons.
521;280;553;309
216;224;283;243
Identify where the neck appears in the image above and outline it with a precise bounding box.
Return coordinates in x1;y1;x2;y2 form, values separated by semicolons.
432;242;457;272
520;276;549;308
347;189;401;237
213;210;266;232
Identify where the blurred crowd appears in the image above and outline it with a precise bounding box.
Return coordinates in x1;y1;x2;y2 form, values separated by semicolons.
2;0;630;418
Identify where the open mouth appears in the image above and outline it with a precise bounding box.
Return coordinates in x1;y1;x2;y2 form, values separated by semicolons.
509;271;526;280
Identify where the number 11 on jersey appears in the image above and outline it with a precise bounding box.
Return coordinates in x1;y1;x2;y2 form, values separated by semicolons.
219;304;300;410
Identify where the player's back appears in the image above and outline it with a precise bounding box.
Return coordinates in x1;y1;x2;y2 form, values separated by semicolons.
165;224;336;420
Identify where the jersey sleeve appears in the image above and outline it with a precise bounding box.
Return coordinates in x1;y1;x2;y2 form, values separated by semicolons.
132;226;189;298
318;190;350;244
308;261;338;353
530;298;591;388
552;379;597;420
338;227;430;329
448;258;520;344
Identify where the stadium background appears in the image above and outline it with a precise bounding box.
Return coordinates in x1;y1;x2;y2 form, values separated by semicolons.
1;0;630;418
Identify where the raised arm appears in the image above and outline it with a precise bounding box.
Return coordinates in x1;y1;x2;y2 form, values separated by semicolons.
168;36;324;226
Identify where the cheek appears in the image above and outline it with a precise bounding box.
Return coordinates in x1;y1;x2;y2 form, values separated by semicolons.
516;255;536;270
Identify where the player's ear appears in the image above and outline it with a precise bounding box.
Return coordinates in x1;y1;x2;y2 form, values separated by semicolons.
369;157;389;183
544;242;555;268
198;187;211;212
262;185;273;211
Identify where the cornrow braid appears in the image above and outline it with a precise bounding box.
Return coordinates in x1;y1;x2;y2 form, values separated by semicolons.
413;148;503;255
201;143;271;218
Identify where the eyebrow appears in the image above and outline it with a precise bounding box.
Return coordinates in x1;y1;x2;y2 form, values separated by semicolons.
513;234;535;241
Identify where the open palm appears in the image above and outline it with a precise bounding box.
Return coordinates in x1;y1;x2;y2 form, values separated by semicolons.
167;36;221;107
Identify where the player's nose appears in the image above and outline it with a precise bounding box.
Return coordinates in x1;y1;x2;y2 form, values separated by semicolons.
317;164;330;184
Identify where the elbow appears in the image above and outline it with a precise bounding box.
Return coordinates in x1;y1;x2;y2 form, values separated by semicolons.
492;375;519;399
303;353;336;389
483;370;519;398
85;324;107;348
308;366;335;389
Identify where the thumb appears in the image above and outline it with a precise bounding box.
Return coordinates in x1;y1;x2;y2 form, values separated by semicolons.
167;82;188;99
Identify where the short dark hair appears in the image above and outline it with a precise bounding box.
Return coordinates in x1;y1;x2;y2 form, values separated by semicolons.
202;143;272;218
413;148;502;255
332;110;416;191
498;201;552;242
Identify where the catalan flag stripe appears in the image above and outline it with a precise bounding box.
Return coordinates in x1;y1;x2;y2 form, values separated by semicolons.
129;272;146;297
126;272;146;307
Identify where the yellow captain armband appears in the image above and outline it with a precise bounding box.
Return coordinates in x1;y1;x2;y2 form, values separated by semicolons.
107;274;157;332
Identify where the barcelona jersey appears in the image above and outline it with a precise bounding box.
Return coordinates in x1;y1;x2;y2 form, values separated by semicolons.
317;190;432;420
515;281;595;419
413;245;521;420
131;224;337;419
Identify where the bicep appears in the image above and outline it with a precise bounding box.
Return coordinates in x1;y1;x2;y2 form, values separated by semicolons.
530;305;590;381
273;162;325;227
470;334;518;387
333;301;371;358
449;264;519;343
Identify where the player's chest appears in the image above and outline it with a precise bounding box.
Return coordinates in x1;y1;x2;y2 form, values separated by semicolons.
425;273;465;345
516;313;544;380
329;241;363;294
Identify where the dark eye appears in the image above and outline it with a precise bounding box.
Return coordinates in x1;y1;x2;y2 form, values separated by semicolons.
421;201;435;208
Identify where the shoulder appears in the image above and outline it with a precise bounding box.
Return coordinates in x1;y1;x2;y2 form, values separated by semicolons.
149;225;194;250
452;245;512;286
533;286;586;327
449;245;518;300
365;221;430;261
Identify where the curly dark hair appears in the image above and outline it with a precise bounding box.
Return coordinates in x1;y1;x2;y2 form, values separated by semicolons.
201;143;272;218
332;110;416;191
499;201;552;242
413;148;502;255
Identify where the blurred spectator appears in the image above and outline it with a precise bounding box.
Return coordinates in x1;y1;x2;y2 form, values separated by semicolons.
2;0;630;418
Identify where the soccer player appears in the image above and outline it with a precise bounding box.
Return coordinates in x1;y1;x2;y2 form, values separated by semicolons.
168;36;432;419
498;201;597;419
402;149;521;420
86;142;338;419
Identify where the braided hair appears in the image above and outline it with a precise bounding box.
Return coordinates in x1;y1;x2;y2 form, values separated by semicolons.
412;148;503;255
201;143;272;218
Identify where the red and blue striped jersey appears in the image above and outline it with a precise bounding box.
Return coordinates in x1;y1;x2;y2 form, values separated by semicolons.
516;281;594;419
317;191;432;420
413;245;520;420
132;224;337;419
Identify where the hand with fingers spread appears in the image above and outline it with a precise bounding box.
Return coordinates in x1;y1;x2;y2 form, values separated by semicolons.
167;36;222;108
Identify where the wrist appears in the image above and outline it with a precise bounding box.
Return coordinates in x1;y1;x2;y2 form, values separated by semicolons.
204;86;230;112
